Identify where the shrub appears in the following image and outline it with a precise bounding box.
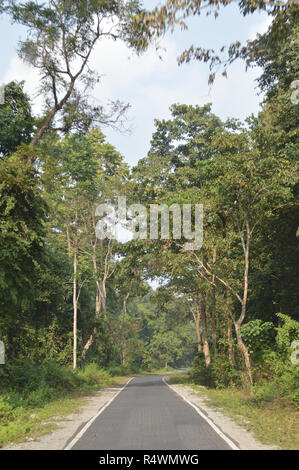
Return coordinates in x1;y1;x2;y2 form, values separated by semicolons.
240;320;275;363
107;365;126;377
189;352;213;387
275;313;299;358
211;355;242;388
77;362;110;383
0;360;115;415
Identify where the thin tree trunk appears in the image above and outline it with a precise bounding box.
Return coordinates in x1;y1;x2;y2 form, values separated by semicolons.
73;246;77;369
121;293;129;365
227;316;234;365
82;289;102;359
66;224;71;255
82;229;113;360
191;304;202;352
211;248;217;354
200;296;211;368
29;80;76;154
226;292;234;365
234;321;253;389
235;218;253;388
82;239;104;358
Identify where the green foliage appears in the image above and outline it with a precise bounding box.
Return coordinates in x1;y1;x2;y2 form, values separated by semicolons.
141;0;297;86
241;320;275;360
0;1;298;449
210;355;242;389
275;313;299;356
190;352;242;389
0;81;34;156
189;352;213;387
108;365;131;377
0;360;119;417
0;360;127;447
253;357;299;407
0;152;46;321
189;315;299;407
4;0;151;145
77;362;111;383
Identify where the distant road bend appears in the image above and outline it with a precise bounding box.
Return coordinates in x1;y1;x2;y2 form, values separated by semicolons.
66;374;238;450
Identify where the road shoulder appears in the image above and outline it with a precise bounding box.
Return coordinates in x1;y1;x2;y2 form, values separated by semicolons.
164;381;280;450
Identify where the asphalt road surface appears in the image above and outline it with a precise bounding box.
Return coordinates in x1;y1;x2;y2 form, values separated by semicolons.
69;375;233;450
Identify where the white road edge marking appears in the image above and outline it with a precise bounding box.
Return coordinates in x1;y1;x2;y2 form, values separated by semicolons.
162;377;239;450
64;377;134;450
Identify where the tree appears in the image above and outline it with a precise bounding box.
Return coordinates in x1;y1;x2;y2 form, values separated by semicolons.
132;100;297;387
188;123;295;386
4;0;150;159
0;81;34;157
0;151;46;356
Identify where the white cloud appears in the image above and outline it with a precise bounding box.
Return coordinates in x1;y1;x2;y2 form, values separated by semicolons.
93;34;264;163
210;61;263;121
3;55;42;114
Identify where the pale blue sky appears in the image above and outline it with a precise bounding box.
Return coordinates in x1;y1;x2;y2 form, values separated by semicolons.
0;3;271;166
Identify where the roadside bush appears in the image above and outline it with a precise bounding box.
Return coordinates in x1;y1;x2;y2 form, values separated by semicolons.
0;360;117;415
253;366;299;408
275;313;299;358
108;365;130;377
77;362;110;383
241;320;275;364
0;398;14;426
211;355;242;388
189;352;213;387
252;350;299;407
189;352;243;389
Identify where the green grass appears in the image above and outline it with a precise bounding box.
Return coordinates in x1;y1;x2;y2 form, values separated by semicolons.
108;366;180;377
0;362;129;448
146;366;178;375
168;373;191;384
167;374;299;450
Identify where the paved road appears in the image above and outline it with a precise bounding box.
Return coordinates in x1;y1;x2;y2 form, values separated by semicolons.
70;375;233;450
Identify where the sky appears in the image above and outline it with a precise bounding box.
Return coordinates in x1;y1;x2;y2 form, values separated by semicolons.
0;2;273;167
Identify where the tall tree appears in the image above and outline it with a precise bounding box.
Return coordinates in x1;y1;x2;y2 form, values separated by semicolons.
4;0;150;159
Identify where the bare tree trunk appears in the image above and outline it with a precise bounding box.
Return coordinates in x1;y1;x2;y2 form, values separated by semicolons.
200;296;211;368
234;321;253;389
82;237;109;358
82;286;102;360
73;246;77;369
191;304;202;352
226;292;234;365
237;219;253;388
82;327;96;360
121;293;129;365
227;316;234;366
66;224;71;255
27;80;76;165
211;248;217;354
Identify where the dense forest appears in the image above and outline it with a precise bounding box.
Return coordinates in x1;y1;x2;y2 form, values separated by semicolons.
0;0;298;448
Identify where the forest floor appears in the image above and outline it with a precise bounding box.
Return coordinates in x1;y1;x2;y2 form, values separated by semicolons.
168;374;299;450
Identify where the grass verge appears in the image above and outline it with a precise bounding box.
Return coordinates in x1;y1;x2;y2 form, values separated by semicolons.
167;374;299;450
0;362;129;448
